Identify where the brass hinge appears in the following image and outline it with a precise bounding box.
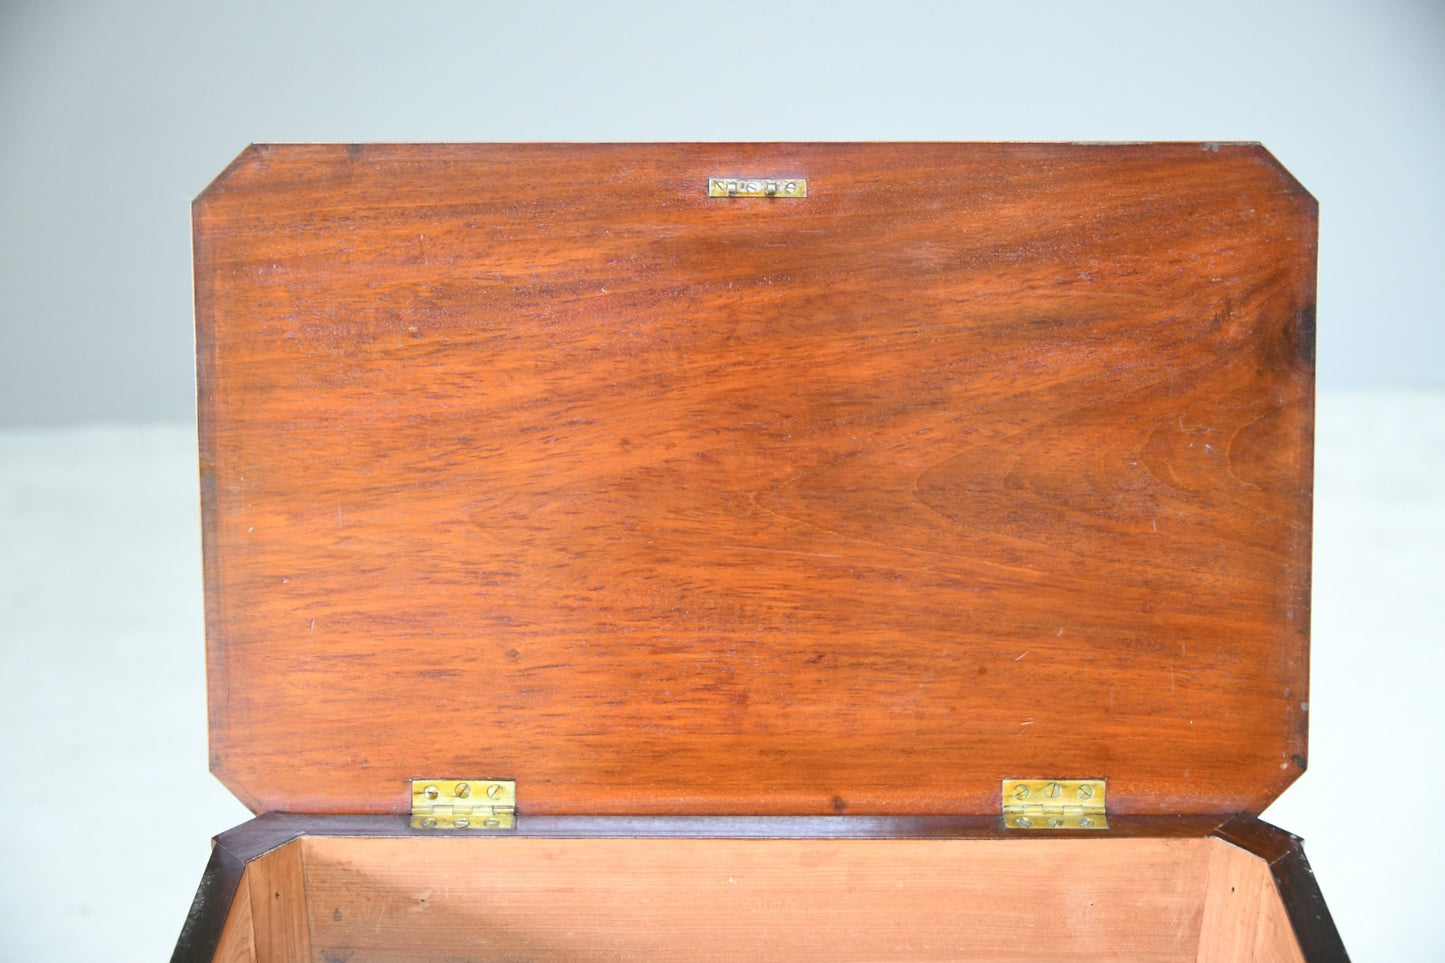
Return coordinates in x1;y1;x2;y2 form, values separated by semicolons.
410;779;515;830
708;177;808;198
1002;778;1107;830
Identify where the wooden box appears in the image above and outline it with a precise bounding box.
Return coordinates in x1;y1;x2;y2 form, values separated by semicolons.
173;143;1346;961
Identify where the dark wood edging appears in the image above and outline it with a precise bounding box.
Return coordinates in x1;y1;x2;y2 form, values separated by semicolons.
172;812;1347;961
1213;814;1350;962
170;840;247;963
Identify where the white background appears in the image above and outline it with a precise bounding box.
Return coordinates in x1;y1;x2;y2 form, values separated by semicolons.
1;1;1441;959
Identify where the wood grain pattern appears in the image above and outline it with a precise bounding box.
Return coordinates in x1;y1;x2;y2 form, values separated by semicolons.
173;813;1347;962
1198;838;1271;961
194;143;1317;817
1214;817;1349;962
244;843;311;962
301;835;1216;962
196;832;1318;962
210;873;254;963
1250;884;1311;963
1197;839;1305;963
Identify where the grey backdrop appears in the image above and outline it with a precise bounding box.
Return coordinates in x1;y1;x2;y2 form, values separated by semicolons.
1;0;1443;426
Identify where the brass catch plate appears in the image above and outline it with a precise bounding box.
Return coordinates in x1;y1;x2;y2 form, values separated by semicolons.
410;779;515;830
1002;778;1107;830
708;177;807;198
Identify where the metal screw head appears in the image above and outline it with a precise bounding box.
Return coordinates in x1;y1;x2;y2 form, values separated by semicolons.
1045;782;1063;799
1078;816;1095;828
1077;784;1095;801
1015;816;1033;829
454;782;471;799
486;783;504;800
453;817;470;829
1012;785;1031;801
1047;816;1063;829
423;785;440;800
419;817;437;829
483;818;501;828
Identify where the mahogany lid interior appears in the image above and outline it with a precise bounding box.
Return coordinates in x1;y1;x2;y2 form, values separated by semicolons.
194;142;1317;817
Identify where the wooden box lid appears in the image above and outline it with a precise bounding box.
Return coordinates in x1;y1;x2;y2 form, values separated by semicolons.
194;143;1316;819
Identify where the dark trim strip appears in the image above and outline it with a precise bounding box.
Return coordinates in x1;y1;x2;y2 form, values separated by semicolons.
169;842;247;963
1212;814;1350;962
214;810;1234;854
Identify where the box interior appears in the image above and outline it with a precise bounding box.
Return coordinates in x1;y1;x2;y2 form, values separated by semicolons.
212;835;1303;963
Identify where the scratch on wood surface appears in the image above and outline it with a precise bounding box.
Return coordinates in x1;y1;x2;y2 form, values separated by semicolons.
717;544;841;560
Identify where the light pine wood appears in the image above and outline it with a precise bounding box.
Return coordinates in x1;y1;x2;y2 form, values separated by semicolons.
296;835;1211;962
1197;841;1304;962
206;835;1315;962
244;844;311;963
195;143;1317;819
1248;861;1310;963
1197;838;1271;961
211;873;255;963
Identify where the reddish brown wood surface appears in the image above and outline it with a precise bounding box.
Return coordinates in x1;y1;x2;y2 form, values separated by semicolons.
195;143;1316;817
